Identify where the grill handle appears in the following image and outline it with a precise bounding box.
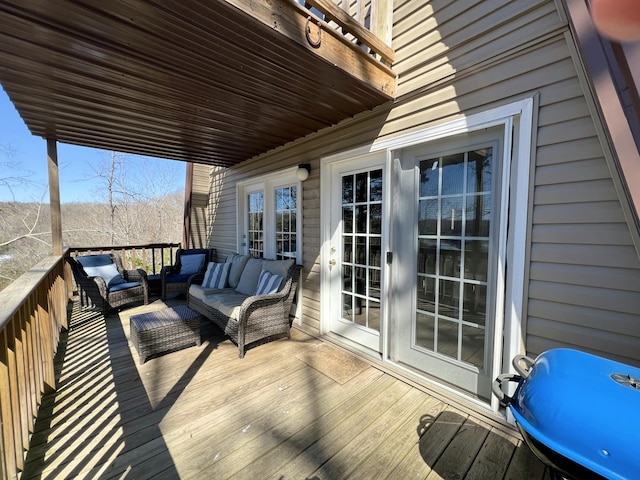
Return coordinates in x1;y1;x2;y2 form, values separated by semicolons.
492;373;522;406
512;354;535;378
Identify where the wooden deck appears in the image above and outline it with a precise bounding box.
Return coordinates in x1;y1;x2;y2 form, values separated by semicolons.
22;298;550;479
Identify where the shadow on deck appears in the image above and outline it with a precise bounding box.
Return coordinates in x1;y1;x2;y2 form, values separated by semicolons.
22;297;550;479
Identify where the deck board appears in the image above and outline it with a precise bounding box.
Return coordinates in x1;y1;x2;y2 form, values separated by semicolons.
22;298;550;479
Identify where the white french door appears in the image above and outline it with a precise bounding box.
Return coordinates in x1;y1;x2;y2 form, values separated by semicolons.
326;153;388;352
321;100;533;407
391;127;505;402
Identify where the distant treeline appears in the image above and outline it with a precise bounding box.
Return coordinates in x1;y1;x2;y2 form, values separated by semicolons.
0;194;184;291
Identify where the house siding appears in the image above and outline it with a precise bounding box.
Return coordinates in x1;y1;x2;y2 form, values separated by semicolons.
188;163;211;249
204;0;640;371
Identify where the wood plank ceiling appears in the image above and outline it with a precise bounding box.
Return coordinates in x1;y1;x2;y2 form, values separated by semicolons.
0;0;395;167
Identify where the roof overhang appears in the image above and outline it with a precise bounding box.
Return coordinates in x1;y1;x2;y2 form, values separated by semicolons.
0;0;395;166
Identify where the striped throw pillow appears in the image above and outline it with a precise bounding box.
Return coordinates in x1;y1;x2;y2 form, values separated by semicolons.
254;270;283;295
202;262;230;289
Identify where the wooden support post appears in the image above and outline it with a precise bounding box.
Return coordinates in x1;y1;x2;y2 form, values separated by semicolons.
47;139;63;257
183;162;194;250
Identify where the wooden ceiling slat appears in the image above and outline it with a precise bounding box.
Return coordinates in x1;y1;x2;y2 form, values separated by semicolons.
0;15;357;125
0;63;320;141
0;0;395;166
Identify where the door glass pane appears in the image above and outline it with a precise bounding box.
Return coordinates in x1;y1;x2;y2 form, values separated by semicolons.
370;169;383;201
466;193;491;237
248;191;264;258
416;313;435;350
343;205;353;233
275;186;297;260
355;236;366;265
415;147;493;364
355;172;368;202
418;199;438;235
441;197;463;236
463;283;486;326
368;300;381;331
370;204;382;234
464;240;488;281
437;318;459;360
340;169;383;333
416;276;435;313
369;269;381;299
342;293;354;322
439;240;461;278
441;153;465;195
343;265;353;292
419;159;439;197
418;239;436;275
467;149;493;194
342;176;353;203
356;205;368;233
439;279;460;318
369;237;381;267
462;324;485;369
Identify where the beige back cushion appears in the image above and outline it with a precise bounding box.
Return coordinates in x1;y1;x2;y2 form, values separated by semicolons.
235;257;264;295
225;254;250;288
262;259;295;279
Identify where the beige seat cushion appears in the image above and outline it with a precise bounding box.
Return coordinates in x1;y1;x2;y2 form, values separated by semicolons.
216;293;250;320
189;284;234;302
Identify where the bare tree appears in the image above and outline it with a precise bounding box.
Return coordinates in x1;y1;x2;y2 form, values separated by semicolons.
0;149;185;291
88;151;184;247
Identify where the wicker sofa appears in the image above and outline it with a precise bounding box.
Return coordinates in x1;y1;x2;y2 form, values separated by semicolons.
187;254;302;358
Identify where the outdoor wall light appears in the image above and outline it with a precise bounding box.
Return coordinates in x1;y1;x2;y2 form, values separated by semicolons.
296;163;311;181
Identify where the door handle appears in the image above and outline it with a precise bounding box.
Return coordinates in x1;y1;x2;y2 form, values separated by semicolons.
329;259;336;266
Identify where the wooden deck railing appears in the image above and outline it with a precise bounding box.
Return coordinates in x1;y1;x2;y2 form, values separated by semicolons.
302;0;394;65
0;250;72;479
0;242;181;479
68;242;181;276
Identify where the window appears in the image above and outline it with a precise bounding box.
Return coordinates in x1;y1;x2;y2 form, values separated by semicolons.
238;168;302;263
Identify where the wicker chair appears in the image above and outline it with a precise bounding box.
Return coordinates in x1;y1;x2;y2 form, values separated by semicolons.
187;263;303;358
160;248;216;300
68;253;149;315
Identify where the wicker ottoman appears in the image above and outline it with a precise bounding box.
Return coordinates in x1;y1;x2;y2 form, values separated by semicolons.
130;305;201;364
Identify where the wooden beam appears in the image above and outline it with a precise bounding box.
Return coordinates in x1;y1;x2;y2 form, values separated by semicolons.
47;139;63;257
183;163;194;250
225;0;395;94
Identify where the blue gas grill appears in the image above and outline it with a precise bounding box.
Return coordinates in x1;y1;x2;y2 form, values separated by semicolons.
493;348;640;480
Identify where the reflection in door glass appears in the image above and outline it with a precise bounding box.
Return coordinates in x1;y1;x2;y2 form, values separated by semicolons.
415;147;493;369
341;169;383;333
275;186;297;260
248;191;264;258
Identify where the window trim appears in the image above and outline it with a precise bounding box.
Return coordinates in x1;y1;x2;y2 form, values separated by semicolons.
236;167;303;263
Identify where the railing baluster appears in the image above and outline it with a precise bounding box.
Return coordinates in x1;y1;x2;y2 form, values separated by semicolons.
0;330;17;478
5;320;24;471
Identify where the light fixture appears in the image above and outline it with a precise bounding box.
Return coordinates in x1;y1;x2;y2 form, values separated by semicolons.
296;163;311;181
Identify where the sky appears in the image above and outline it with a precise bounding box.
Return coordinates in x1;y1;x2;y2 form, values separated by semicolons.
0;88;186;203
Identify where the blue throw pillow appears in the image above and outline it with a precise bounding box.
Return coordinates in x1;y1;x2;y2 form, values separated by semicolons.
202;262;230;289
83;263;126;287
254;270;283;295
179;254;205;275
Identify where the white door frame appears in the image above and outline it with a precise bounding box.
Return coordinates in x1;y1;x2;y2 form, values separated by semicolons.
320;97;535;411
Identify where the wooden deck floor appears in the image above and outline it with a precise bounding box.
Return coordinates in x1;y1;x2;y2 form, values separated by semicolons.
22;298;550;479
